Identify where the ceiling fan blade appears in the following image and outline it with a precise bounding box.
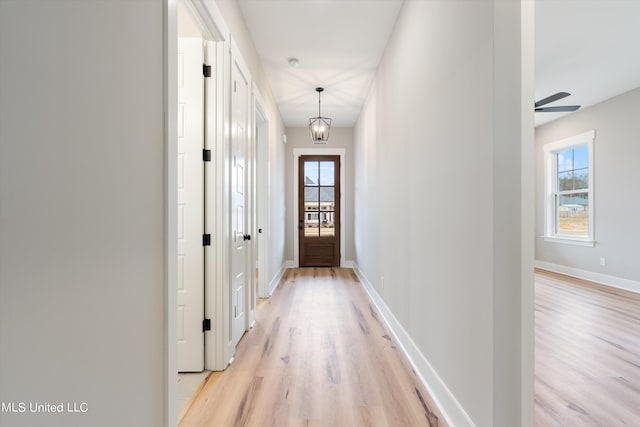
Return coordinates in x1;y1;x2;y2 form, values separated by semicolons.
535;105;581;113
535;92;571;108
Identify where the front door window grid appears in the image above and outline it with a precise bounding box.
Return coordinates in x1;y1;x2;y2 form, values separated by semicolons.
304;161;336;237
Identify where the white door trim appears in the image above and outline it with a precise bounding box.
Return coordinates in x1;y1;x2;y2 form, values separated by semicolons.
164;2;178;424
204;38;230;372
521;3;535;425
292;147;346;268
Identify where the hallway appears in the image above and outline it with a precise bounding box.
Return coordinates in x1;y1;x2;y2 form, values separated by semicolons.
1;1;529;426
180;268;445;427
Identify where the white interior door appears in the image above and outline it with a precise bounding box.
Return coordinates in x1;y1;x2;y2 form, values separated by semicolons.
230;58;249;347
177;37;204;372
255;107;269;298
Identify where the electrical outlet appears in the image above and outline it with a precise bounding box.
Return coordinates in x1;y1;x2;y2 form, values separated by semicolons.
600;257;606;266
381;276;384;289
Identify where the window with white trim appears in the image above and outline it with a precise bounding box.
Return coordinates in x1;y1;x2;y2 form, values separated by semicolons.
543;130;595;246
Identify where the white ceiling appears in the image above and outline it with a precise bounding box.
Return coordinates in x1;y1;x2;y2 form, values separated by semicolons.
535;0;640;126
238;0;403;127
238;0;640;128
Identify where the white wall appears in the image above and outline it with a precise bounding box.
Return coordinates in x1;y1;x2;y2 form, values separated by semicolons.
267;126;287;284
214;0;287;287
353;1;524;426
535;88;640;285
284;127;355;263
0;2;165;427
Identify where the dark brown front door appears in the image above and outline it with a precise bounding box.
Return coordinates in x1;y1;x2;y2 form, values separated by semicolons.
299;155;340;267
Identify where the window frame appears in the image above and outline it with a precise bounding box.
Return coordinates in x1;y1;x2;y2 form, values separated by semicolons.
543;130;595;247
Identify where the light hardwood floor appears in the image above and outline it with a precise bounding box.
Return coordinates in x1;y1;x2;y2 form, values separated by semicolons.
535;269;640;426
180;268;446;427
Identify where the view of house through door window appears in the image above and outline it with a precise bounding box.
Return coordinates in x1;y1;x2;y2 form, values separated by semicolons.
299;155;340;266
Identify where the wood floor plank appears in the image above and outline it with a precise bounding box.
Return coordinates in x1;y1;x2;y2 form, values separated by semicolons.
180;268;447;427
535;269;640;426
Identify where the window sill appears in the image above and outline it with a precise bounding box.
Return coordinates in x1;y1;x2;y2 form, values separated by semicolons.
543;236;595;247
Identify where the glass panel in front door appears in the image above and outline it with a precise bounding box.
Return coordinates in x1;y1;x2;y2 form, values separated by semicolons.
303;160;336;238
319;161;334;185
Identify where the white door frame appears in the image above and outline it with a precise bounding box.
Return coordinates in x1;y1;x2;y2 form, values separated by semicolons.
165;2;178;423
520;2;535;424
204;37;230;372
253;85;269;298
292;147;346;268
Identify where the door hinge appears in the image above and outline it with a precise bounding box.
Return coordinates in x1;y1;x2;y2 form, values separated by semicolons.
203;64;212;78
202;318;211;332
203;149;212;162
203;234;211;246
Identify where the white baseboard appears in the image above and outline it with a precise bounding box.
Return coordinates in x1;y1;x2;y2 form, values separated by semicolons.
268;263;287;296
285;260;296;269
342;260;354;268
352;264;476;427
535;260;640;294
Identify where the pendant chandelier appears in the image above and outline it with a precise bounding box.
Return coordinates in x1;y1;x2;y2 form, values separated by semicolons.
309;87;331;143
